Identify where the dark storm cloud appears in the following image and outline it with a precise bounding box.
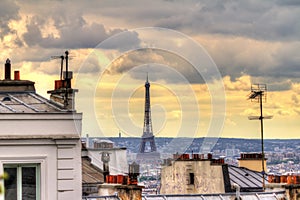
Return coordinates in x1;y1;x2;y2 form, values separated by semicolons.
5;0;299;90
276;0;300;6
106;49;204;84
154;0;300;41
99;31;141;51
85;0;300;41
19;0;300;48
262;78;292;92
75;0;300;89
22;15;125;49
0;0;20;38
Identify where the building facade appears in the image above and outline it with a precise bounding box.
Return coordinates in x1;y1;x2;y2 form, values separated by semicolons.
160;154;225;194
83;139;128;176
0;59;82;200
160;153;269;195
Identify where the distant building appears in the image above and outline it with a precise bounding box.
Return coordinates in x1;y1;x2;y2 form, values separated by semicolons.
82;138;128;175
81;138;143;198
81;138;128;195
225;148;240;157
160;153;268;195
93;139;114;149
267;173;300;200
0;59;82;200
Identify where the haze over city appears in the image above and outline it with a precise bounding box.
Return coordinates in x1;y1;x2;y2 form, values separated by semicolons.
1;0;300;139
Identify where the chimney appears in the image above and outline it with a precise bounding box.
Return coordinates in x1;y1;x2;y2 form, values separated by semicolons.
14;71;20;80
5;58;11;80
47;70;78;110
128;162;140;185
238;153;267;172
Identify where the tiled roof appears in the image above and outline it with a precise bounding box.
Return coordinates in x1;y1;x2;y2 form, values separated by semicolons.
0;92;66;113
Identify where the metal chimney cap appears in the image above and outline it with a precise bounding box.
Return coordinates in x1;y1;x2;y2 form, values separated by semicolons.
6;58;10;64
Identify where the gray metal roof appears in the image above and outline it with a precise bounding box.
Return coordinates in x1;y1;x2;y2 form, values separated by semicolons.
0;92;67;113
81;191;286;200
228;165;268;191
141;191;285;200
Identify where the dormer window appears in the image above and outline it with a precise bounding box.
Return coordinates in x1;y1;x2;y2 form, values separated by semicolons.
2;96;11;101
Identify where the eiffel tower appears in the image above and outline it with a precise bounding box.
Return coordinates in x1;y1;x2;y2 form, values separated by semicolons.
136;75;160;162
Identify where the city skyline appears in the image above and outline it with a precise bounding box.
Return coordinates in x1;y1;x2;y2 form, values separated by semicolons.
0;1;300;139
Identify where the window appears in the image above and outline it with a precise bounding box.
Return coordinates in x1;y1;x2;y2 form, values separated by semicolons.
189;173;194;185
4;164;40;200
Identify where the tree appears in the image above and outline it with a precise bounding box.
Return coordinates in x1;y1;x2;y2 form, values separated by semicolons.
0;172;8;194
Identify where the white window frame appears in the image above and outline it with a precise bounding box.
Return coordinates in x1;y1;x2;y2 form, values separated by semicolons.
0;156;46;200
4;163;41;200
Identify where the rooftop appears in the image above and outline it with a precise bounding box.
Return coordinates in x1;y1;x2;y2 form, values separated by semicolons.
0;58;75;113
0;92;68;113
228;165;268;192
82;191;286;200
82;156;104;184
0;58;81;139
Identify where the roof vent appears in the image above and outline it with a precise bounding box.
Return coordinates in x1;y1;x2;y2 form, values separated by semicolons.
2;96;11;101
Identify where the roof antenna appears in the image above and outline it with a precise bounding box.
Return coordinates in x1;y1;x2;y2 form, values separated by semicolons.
50;50;73;109
64;50;70;108
51;55;64;80
248;83;273;190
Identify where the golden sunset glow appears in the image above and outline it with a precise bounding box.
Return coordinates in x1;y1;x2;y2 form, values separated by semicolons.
1;1;299;139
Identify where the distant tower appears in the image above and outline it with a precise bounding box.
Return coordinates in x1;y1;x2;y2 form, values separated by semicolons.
136;75;160;162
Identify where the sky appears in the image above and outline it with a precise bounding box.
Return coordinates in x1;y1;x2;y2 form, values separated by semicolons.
0;0;300;140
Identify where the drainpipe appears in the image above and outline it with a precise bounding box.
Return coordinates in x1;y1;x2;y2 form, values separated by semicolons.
232;183;240;200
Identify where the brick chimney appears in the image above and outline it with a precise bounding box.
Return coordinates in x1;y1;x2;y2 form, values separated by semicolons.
0;59;35;92
238;153;267;172
47;71;78;111
47;51;78;111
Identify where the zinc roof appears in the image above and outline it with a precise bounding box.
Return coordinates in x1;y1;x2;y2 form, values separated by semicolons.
0;92;67;113
228;165;268;191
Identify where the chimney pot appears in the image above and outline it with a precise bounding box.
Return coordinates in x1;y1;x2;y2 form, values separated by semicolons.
14;71;20;80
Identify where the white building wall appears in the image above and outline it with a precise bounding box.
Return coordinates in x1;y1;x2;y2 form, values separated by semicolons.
0;141;57;200
0;113;82;136
87;148;128;175
0;113;82;200
56;139;82;200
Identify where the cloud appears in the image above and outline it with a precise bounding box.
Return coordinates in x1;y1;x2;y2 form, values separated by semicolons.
292;83;300;94
196;34;300;91
223;75;251;91
155;1;300;41
22;14;125;49
3;0;297;87
105;48;204;84
98;30;141;51
21;0;297;43
291;94;299;105
0;1;20;38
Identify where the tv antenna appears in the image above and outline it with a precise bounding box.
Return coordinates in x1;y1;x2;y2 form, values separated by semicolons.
51;50;74;108
248;83;273;190
51;55;64;80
